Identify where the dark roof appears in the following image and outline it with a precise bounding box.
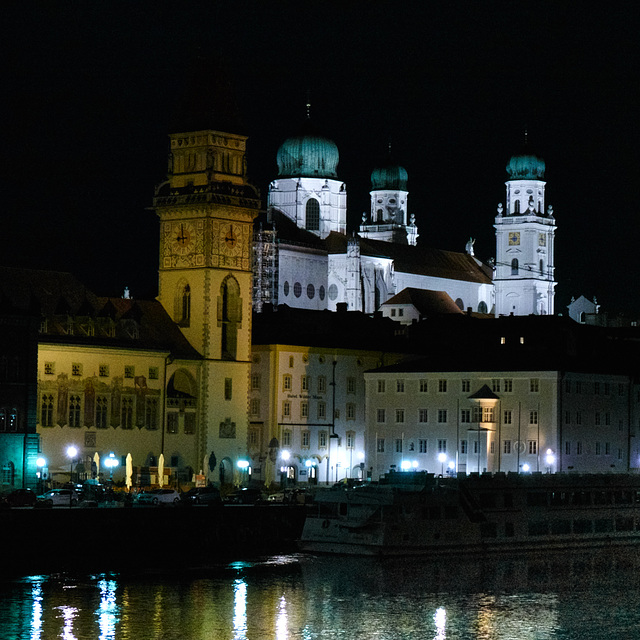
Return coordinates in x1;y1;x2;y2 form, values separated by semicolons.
257;211;492;285
0;266;200;358
372;314;640;375
382;288;464;316
252;304;409;353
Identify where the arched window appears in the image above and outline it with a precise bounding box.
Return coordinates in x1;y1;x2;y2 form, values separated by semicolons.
455;298;464;311
306;198;320;231
478;301;488;314
218;275;242;360
511;258;519;275
514;200;520;214
175;281;191;327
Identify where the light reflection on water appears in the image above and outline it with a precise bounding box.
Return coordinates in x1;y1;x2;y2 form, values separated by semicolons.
1;551;640;639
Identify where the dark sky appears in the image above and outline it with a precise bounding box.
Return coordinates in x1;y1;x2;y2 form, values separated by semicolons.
3;2;639;313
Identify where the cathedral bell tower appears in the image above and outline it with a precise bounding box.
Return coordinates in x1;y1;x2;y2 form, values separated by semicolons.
359;151;418;245
152;129;260;479
494;144;556;316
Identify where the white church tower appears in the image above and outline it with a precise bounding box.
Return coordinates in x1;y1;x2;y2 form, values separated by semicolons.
494;144;556;316
359;149;418;245
267;108;346;238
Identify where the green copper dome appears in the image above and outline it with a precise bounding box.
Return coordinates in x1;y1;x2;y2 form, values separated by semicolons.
276;119;339;179
371;160;408;191
506;149;546;180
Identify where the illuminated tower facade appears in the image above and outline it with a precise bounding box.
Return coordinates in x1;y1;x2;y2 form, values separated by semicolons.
153;130;260;481
268;115;346;238
494;146;556;316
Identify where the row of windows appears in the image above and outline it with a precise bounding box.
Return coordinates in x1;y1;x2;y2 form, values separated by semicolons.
39;393;193;431
43;362;159;380
375;438;540;455
280;374;356;394
281;429;356;449
282;280;327;301
565;411;622;427
0;408;19;432
375;407;540;425
278;401;356;420
565;380;626;396
376;378;535;394
564;441;623;458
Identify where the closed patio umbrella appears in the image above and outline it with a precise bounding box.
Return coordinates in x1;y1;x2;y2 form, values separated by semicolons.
158;453;164;488
93;452;100;479
125;453;132;490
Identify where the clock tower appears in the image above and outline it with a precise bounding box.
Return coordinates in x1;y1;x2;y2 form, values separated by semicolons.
153;129;260;480
494;145;556;316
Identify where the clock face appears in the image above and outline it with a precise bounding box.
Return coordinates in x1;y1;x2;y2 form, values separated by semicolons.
171;222;196;255
539;233;546;246
508;232;520;246
220;223;243;256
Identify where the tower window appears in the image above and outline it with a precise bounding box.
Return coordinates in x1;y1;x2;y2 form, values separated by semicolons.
219;275;241;360
511;258;519;275
306;198;320;231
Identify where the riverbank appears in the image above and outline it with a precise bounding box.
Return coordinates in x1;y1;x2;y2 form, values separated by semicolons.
0;504;307;575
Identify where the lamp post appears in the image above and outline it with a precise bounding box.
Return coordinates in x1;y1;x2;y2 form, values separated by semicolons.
105;452;119;483
36;456;46;494
280;450;290;488
237;459;250;486
66;446;78;508
545;449;555;474
438;452;447;477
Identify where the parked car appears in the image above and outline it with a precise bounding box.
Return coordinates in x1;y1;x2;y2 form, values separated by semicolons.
3;488;37;507
181;486;222;506
267;488;312;505
37;489;80;507
136;489;181;505
224;488;264;504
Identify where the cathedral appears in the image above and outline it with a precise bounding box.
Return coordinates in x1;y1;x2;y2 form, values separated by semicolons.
0;115;558;493
253;117;556;318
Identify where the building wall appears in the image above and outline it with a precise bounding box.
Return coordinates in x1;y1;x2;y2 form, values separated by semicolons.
36;344;201;486
365;368;639;480
277;248;329;311
250;344;403;486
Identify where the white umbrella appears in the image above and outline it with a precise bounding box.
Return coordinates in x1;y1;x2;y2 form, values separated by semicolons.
158;453;165;487
93;452;100;479
125;453;132;490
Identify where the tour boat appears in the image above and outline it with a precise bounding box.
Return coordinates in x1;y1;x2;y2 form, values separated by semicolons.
299;471;640;556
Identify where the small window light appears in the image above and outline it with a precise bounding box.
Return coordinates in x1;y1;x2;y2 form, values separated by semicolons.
520;336;525;344
500;337;506;345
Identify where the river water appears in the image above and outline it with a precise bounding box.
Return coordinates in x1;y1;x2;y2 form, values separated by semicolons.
2;549;640;639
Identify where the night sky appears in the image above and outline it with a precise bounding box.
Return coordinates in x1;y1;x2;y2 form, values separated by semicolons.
3;3;639;314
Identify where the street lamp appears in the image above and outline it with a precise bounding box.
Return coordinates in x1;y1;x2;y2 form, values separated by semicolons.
66;446;78;508
545;449;555;473
438;452;447;476
36;456;46;494
237;459;250;486
280;450;290;488
105;452;119;482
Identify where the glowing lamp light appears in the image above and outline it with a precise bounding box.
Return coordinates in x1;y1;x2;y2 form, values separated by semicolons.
437;452;447;464
358;451;365;460
67;446;78;459
522;463;530;473
545;449;555;466
401;460;411;470
281;450;290;462
412;460;419;469
305;460;314;468
237;460;250;470
448;461;455;470
36;457;46;469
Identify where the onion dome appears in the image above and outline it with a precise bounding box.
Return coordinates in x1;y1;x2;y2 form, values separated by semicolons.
371;159;408;191
276;118;339;179
506;137;545;180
